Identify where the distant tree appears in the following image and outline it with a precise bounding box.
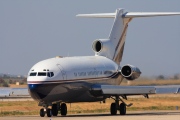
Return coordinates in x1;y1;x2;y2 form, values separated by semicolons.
22;78;27;84
0;78;4;84
20;81;24;85
157;75;165;80
11;80;17;84
9;79;13;84
2;81;9;87
174;74;179;80
3;74;10;78
19;78;27;85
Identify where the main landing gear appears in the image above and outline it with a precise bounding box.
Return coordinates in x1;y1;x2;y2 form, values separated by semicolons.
110;96;132;115
39;102;67;117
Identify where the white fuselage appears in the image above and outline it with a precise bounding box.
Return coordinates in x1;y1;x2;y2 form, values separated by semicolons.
27;56;123;103
25;8;180;117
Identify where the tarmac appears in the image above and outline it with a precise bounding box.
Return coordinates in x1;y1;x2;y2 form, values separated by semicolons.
0;111;180;120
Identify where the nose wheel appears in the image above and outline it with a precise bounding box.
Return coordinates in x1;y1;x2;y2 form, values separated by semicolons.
39;108;52;117
39;102;67;117
40;108;45;117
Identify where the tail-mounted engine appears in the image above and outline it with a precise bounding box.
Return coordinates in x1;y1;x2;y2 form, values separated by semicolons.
92;40;103;53
121;64;141;80
92;39;114;59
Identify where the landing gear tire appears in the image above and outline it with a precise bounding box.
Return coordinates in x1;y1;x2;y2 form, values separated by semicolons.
52;104;58;116
119;103;126;115
40;108;45;117
47;108;52;117
110;103;117;115
61;103;67;116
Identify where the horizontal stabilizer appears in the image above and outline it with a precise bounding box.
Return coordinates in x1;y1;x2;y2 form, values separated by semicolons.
77;12;180;18
76;13;115;18
125;12;180;18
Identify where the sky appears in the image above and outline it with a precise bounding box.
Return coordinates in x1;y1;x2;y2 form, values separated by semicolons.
0;0;180;77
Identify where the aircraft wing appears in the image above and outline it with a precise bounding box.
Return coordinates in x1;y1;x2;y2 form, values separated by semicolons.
0;88;29;98
91;85;180;96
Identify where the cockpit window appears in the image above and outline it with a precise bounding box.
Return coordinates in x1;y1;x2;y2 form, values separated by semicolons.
30;72;54;77
38;72;46;76
47;72;54;77
30;72;37;76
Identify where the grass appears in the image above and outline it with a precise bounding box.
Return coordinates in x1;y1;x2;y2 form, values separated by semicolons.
0;94;180;116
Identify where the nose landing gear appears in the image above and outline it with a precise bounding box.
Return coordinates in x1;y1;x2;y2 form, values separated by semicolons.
40;108;45;117
39;102;67;117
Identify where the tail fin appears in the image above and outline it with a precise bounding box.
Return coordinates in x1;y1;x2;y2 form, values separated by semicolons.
77;9;180;64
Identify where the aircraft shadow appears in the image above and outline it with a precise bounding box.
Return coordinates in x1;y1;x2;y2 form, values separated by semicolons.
57;111;180;117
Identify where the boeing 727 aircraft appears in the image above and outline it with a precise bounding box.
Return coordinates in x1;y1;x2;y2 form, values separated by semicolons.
27;8;180;117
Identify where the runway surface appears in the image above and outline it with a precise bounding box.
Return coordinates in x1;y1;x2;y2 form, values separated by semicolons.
0;111;180;120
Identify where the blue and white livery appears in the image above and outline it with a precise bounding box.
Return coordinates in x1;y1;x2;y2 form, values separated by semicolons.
27;8;180;117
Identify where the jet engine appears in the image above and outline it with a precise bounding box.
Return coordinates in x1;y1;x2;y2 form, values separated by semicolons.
92;40;103;53
121;64;141;80
92;39;114;59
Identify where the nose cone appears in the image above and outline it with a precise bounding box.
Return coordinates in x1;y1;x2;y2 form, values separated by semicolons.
28;84;40;90
27;57;63;101
28;84;46;101
27;75;51;101
27;76;47;101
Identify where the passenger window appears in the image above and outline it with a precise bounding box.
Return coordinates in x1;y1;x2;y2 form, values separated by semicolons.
38;72;46;76
30;72;37;76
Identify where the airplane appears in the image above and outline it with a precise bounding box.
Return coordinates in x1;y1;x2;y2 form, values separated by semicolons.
27;8;180;117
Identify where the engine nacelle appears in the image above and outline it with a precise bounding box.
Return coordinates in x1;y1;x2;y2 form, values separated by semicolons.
92;39;114;59
121;64;141;80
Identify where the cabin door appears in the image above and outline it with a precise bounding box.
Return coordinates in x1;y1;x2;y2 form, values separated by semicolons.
57;64;67;80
